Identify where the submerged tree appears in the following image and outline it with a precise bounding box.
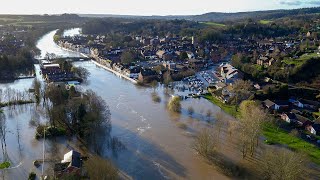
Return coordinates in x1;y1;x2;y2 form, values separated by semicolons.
187;106;194;117
214;111;225;137
32;79;41;105
192;129;216;158
0;111;8;161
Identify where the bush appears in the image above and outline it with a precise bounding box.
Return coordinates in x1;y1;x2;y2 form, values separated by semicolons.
188;106;194;116
35;125;66;139
28;172;36;180
0;161;10;169
177;122;188;130
151;92;161;103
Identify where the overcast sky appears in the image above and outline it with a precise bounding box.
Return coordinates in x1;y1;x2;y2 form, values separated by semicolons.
1;0;319;15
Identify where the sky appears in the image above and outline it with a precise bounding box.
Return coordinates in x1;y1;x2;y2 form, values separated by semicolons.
0;0;319;15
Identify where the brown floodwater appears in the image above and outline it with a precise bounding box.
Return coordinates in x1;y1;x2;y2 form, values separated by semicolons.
0;29;236;179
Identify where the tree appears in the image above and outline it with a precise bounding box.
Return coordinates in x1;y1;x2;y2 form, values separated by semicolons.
32;79;41;105
120;50;135;64
71;66;90;82
214;111;225;137
260;149;306;180
230;80;253;106
150;80;158;92
163;71;172;86
167;96;181;113
192;129;216;158
179;51;188;60
238;100;268;158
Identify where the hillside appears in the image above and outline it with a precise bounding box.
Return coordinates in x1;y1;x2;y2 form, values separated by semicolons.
79;7;320;22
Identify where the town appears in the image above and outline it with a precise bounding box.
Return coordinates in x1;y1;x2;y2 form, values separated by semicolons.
0;5;319;180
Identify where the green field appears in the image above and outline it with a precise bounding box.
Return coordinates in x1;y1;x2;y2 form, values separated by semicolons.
282;53;319;67
200;21;226;27
204;94;238;117
263;123;320;165
259;20;273;24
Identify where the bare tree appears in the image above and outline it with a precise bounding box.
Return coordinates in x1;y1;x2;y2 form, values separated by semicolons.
215;111;225;137
238;100;268;158
231;80;253;106
260;148;307;180
192;128;216;158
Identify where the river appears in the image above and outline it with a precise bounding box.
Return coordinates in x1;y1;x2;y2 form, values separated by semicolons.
0;29;230;179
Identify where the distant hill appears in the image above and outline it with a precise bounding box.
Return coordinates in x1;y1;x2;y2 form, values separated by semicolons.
191;7;320;22
79;7;320;22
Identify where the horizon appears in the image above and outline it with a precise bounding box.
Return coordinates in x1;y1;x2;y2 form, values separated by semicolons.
0;0;319;16
1;6;320;17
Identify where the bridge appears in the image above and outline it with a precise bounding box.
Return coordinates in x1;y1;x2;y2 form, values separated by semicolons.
36;57;91;62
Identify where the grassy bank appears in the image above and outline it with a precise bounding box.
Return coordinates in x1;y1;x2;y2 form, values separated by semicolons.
263;123;320;165
203;94;238;117
282;53;319;67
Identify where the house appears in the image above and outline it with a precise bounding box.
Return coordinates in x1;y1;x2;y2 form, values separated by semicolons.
299;99;320;110
295;114;313;127
156;50;173;61
254;83;261;90
188;59;204;70
54;150;82;178
281;112;297;123
306;124;320;135
163;61;176;70
150;38;160;46
289;97;304;108
218;63;242;84
256;56;275;67
263;99;280;110
214;82;227;90
275;100;289;110
186;51;195;59
138;68;158;83
124;66;141;79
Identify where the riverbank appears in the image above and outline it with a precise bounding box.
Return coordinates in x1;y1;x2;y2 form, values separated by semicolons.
91;60;137;84
203;94;238;117
54;36;138;84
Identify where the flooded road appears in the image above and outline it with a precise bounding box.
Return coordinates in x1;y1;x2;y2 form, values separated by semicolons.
0;29;230;179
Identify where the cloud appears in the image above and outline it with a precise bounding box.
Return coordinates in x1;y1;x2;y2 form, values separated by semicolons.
278;0;320;6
